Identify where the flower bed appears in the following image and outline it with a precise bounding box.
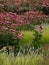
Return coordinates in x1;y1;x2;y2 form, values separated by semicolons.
0;0;49;56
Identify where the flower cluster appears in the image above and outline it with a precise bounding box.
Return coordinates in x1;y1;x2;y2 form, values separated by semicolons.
0;0;49;47
0;12;24;42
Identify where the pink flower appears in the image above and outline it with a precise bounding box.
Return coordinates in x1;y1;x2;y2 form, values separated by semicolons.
34;27;37;31
39;26;43;33
0;4;4;7
39;26;43;30
11;24;17;27
17;33;23;39
9;29;16;33
27;21;30;24
1;26;8;30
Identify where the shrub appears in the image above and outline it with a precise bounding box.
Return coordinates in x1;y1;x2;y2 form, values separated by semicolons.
33;30;42;49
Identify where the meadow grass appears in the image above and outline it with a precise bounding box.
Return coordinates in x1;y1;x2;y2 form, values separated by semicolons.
0;51;49;65
41;24;49;44
20;31;34;45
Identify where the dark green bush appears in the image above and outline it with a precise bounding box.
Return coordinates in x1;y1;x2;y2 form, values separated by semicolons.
33;30;42;49
0;30;21;55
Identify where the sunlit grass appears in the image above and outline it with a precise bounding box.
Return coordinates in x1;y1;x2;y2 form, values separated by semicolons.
0;52;49;65
20;31;34;45
41;24;49;44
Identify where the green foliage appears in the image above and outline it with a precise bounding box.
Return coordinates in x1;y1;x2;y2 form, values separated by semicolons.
45;18;49;23
41;24;49;45
19;31;34;46
0;30;20;47
36;6;43;10
4;5;15;12
33;30;42;49
0;30;20;55
0;6;4;12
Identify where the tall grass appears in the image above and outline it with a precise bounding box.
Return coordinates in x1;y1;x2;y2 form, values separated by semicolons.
41;24;49;44
20;31;34;45
0;51;49;65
